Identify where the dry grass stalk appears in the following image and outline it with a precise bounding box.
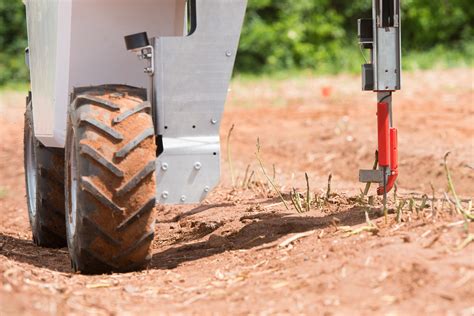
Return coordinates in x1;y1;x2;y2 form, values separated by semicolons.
456;234;473;251
227;124;236;187
419;194;429;212
408;198;415;213
342;225;379;237
290;189;305;213
279;230;316;248
396;199;407;223
443;152;473;227
305;173;311;213
326;173;333;202
289;173;315;213
255;138;290;211
241;164;251;188
430;182;436;214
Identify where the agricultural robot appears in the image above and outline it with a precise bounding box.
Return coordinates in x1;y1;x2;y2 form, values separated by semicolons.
23;0;401;274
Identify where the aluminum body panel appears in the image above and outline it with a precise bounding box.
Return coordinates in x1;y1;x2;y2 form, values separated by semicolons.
375;28;400;91
371;0;401;92
153;0;247;204
25;0;186;147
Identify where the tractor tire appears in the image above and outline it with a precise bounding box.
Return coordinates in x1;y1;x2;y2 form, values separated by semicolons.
24;94;67;248
65;85;157;274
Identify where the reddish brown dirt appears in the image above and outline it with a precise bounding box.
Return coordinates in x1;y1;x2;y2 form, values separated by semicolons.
0;68;473;315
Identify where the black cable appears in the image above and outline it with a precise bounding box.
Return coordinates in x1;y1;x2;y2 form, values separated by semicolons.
379;94;391;103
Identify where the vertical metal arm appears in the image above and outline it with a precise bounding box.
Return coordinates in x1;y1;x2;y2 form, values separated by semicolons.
358;0;401;208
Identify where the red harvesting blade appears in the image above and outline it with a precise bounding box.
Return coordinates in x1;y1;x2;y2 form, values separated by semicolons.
377;102;390;167
376;102;398;195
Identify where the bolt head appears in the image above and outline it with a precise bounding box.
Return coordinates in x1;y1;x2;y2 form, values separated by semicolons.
211;118;218;124
180;195;186;202
204;186;210;193
194;162;202;170
161;191;169;199
161;163;168;171
225;51;232;57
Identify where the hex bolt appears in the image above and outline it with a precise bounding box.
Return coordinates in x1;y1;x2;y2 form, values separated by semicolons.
180;195;186;202
210;118;218;124
161;191;169;199
225;51;232;57
194;162;202;170
161;163;168;171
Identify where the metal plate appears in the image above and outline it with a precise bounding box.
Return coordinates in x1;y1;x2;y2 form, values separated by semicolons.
359;169;384;183
156;136;220;204
153;0;247;204
375;27;401;91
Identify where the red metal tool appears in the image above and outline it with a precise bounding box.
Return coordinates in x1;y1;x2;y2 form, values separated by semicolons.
376;102;398;196
378;127;398;195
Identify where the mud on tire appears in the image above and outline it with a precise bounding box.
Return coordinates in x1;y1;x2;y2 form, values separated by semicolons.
24;95;67;248
65;85;157;274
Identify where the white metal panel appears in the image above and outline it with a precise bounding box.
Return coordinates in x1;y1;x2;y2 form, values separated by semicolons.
26;0;186;147
25;0;64;145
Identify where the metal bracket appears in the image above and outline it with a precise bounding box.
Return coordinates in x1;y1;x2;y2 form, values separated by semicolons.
359;169;384;183
359;167;391;184
138;45;154;76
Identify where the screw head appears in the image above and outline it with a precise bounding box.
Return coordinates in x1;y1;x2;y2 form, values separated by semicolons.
161;191;169;199
225;51;232;57
204;186;210;193
161;163;168;171
180;195;186;202
194;162;202;170
210;118;218;124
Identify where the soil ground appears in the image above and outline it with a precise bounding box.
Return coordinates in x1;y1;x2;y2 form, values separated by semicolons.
0;68;473;315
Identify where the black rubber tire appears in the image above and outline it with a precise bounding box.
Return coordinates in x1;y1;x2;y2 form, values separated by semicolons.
24;94;67;248
65;85;157;274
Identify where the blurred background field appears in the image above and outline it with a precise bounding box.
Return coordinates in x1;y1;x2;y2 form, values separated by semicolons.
1;0;473;88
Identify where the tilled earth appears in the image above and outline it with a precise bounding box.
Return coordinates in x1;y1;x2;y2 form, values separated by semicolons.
0;68;473;315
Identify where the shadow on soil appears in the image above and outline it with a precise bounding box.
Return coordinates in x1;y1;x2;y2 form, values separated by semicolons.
150;205;382;269
0;205;381;273
0;234;71;273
